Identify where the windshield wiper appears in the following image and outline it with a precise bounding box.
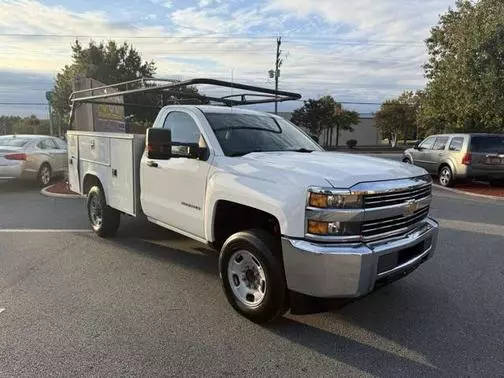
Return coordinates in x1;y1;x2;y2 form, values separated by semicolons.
285;148;314;153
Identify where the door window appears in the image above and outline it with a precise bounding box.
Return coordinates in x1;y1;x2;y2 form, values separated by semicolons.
38;139;57;150
419;136;436;150
449;137;464;151
433;136;449;151
163;111;201;145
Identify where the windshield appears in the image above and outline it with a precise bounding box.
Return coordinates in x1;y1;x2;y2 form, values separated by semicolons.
205;113;321;156
471;136;504;153
0;136;30;147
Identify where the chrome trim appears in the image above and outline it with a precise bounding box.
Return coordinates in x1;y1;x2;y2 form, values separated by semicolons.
306;207;364;222
350;175;432;195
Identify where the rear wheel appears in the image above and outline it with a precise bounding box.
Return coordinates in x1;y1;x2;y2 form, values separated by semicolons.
37;163;52;187
439;165;455;187
87;185;120;237
490;179;504;187
219;229;288;323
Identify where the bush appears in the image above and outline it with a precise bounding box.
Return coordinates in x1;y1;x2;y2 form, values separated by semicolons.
346;139;357;149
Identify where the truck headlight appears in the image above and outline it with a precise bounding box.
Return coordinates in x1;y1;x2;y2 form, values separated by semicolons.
308;192;362;209
307;220;361;236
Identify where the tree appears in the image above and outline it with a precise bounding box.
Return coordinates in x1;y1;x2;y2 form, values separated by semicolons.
0;116;21;135
291;96;359;147
10;116;50;135
375;91;419;147
420;0;504;133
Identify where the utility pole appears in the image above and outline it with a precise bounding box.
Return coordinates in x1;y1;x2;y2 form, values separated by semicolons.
274;36;282;114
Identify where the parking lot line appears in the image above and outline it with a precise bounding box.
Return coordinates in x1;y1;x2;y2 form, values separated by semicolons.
0;229;92;233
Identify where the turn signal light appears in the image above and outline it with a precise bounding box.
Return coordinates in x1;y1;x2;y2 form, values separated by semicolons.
307;220;329;235
5;153;27;161
462;153;472;165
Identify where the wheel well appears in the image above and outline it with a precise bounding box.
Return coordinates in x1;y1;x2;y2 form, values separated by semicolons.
212;200;281;250
82;174;102;195
438;163;451;175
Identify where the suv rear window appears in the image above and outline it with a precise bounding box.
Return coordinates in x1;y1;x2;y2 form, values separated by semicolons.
449;137;464;151
471;136;504;153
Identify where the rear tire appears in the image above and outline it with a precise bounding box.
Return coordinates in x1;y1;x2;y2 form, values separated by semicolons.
37;163;52;188
87;185;120;237
439;165;455;187
490;179;504;187
219;229;288;323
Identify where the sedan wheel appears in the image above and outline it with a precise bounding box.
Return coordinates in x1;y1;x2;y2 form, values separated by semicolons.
38;164;51;187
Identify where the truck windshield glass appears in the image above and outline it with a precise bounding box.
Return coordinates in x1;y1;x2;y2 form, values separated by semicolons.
471;136;504;153
205;113;320;156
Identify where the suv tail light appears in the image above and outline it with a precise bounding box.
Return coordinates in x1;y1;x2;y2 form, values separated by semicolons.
5;153;27;161
462;153;472;165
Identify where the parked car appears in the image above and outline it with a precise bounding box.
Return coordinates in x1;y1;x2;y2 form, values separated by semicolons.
403;133;504;187
0;135;68;187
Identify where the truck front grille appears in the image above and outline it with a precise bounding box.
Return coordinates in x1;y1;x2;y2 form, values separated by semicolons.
363;184;431;209
362;206;430;240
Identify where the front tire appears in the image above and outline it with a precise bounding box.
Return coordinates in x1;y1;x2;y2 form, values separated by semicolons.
87;185;120;237
439;165;455;187
219;229;288;323
403;157;412;164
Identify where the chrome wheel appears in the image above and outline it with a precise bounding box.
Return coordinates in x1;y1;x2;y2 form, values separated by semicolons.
439;167;451;186
227;250;267;308
89;194;103;228
40;165;51;186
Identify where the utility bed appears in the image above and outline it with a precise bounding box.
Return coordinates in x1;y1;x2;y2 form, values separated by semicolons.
67;131;145;216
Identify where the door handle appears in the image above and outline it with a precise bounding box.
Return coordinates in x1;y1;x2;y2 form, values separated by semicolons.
146;160;158;168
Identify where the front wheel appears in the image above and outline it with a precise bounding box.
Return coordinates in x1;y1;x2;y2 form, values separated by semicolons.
219;229;288;323
87;185;120;237
439;166;455;187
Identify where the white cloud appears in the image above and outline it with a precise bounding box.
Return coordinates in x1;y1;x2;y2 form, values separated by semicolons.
162;1;173;9
0;0;458;117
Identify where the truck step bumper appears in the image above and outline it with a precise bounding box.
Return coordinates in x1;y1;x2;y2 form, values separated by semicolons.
281;218;439;298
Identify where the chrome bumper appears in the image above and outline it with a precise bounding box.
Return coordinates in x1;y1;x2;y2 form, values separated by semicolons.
281;218;439;298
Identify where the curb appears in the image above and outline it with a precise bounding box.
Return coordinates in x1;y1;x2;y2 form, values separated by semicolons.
40;186;83;199
433;183;504;201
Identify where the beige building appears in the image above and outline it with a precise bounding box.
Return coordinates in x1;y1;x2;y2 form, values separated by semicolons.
276;112;380;147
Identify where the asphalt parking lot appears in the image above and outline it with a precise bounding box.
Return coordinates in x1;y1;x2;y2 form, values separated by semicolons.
0;179;503;376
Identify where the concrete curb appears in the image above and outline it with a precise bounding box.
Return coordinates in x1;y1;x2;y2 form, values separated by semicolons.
40;186;83;199
433;183;504;201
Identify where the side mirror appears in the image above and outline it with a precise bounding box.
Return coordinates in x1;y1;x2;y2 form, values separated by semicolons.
414;141;421;150
147;128;172;160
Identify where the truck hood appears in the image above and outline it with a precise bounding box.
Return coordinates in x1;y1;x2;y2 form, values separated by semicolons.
228;151;427;189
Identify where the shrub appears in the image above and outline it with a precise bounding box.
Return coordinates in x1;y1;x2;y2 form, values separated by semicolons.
346;139;357;149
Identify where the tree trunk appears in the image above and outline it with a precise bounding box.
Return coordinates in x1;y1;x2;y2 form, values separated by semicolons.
336;124;340;147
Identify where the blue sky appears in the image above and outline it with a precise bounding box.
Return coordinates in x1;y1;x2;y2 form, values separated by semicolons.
0;0;456;117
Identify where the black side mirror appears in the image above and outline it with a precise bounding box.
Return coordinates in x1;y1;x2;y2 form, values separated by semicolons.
414;141;421;150
147;128;172;160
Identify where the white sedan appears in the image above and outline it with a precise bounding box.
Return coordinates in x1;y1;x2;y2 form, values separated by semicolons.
0;135;67;187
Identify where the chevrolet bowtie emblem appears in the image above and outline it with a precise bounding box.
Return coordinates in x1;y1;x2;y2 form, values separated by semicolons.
404;199;418;216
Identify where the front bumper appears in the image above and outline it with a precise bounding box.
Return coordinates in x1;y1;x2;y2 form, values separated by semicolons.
281;218;439;298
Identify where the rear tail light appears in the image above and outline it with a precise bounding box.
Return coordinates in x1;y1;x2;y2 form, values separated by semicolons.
462;153;472;165
5;153;27;161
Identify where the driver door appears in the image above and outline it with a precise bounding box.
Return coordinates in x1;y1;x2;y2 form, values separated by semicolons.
414;136;436;172
140;111;211;239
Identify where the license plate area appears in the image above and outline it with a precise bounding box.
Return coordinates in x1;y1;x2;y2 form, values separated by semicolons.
377;237;432;274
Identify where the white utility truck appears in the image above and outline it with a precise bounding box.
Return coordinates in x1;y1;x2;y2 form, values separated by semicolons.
68;78;439;322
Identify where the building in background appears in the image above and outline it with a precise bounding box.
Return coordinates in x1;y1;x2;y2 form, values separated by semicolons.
275;112;380;147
